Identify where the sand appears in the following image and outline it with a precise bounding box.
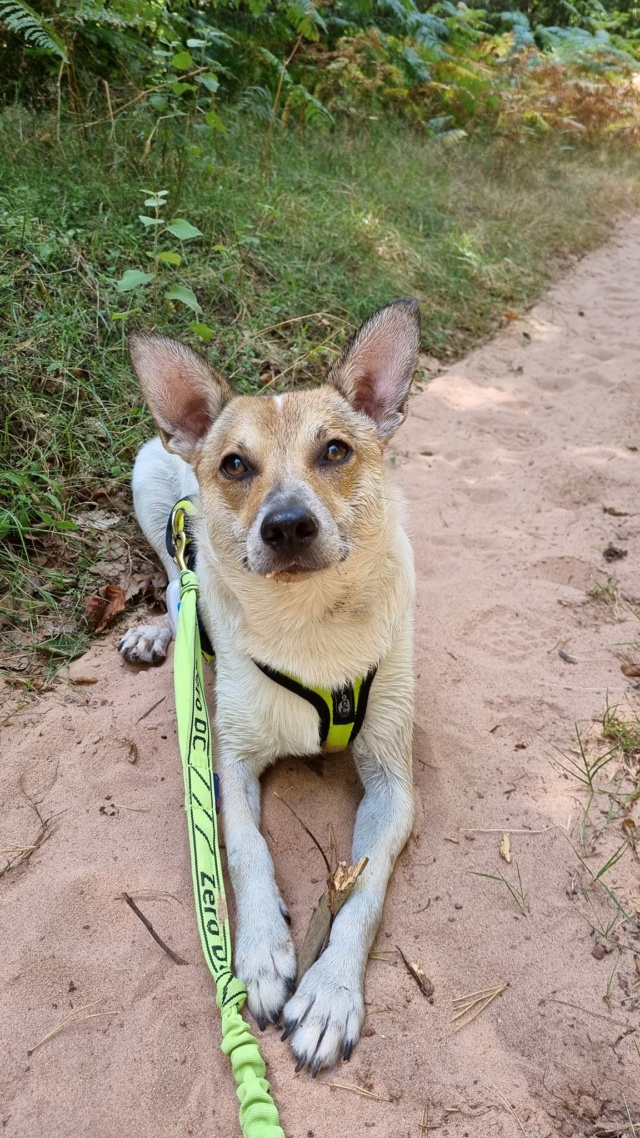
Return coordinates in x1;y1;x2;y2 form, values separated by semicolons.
2;220;640;1138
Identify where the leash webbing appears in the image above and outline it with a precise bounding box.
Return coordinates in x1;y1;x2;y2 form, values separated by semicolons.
174;565;286;1138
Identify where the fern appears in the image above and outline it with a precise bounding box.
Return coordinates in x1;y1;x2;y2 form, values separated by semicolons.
0;0;67;60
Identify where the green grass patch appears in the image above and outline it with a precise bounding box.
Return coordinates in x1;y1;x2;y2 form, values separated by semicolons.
2;109;640;673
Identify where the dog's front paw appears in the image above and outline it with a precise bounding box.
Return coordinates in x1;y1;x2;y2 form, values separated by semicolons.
235;912;297;1030
281;948;365;1075
119;624;172;665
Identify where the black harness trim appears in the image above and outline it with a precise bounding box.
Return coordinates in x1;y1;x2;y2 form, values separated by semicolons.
254;661;332;746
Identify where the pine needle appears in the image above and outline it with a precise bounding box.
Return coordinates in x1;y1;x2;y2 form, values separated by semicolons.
27;1000;119;1055
452;983;508;1030
327;1082;391;1102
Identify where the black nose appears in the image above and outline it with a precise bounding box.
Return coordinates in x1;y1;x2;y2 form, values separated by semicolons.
260;502;319;553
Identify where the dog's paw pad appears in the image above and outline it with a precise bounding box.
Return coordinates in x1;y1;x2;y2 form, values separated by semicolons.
281;950;364;1073
118;625;172;665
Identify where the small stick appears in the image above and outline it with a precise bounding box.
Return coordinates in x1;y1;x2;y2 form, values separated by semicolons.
27;1000;119;1055
541;997;631;1030
121;892;188;965
136;695;166;724
460;827;550;835
397;946;435;998
327;1082;391;1102
274;792;331;874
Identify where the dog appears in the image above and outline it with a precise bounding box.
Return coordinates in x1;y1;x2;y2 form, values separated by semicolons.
119;298;420;1074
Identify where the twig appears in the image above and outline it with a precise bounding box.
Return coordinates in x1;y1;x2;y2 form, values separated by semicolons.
460;827;550;835
419;1099;440;1132
136;694;166;723
27;1000;119;1055
397;946;434;998
540;997;632;1031
273;792;331;874
120;892;188;965
327;1082;391;1102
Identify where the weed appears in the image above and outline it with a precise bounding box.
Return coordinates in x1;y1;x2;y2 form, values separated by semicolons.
602;699;640;760
472;863;529;916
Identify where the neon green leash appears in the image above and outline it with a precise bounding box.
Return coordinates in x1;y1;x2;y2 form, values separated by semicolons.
173;550;285;1138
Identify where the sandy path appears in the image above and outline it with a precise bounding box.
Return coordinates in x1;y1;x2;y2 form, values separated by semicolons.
2;221;640;1138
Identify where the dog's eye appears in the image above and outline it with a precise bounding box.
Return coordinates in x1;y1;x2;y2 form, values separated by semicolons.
322;440;351;464
220;454;249;479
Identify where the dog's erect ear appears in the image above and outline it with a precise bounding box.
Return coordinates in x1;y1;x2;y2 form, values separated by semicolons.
328;298;421;439
129;333;232;462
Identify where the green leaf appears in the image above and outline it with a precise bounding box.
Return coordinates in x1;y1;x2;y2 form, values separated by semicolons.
171;81;196;96
204;110;227;132
196;73;219;94
54;519;77;531
155;250;182;266
189;322;214;343
165;286;202;314
166;219;203;241
172;51;194;70
116;269;154;293
138;215;163;227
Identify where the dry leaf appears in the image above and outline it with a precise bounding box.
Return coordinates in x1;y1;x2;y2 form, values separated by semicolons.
85;584;126;632
621;662;640;679
499;833;512;864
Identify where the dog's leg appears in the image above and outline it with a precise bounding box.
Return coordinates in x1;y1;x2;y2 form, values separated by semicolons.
282;630;414;1073
219;748;297;1027
119;437;198;665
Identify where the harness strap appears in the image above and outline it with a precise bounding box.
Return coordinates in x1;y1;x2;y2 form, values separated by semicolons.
255;662;377;751
174;566;285;1138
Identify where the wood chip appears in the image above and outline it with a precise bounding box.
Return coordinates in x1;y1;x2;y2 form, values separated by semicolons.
297;857;368;982
499;833;512;864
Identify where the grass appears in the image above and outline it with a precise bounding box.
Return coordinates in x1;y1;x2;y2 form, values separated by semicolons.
472;864;529;915
3;108;640;671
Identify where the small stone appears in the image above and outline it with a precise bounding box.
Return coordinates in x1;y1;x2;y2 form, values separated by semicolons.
561;1123;573;1136
454;903;463;910
592;943;606;960
578;1096;599;1121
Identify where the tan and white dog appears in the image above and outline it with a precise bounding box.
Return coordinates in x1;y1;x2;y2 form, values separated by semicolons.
119;298;419;1074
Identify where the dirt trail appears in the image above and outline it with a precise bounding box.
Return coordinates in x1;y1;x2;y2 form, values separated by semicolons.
2;220;640;1138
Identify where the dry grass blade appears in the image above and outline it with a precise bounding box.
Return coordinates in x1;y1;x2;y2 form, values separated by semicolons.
327;1082;391;1102
27;1000;119;1055
453;983;508;1030
0;786;58;879
482;1080;533;1138
419;1099;440;1132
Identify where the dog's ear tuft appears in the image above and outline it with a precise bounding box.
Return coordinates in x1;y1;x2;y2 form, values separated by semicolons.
328;298;421;440
129;333;232;462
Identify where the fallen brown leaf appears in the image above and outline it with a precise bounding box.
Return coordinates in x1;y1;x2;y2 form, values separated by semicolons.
85;584;126;632
621;662;640;679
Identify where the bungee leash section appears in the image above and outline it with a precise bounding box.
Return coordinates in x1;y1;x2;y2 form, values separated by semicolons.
172;524;285;1138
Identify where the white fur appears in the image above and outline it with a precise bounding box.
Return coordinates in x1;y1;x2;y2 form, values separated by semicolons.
122;434;415;1070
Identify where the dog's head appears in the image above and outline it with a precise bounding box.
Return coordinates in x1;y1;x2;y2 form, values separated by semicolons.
129;299;420;580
